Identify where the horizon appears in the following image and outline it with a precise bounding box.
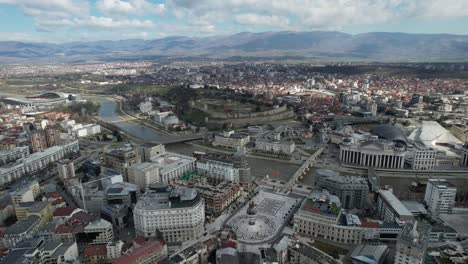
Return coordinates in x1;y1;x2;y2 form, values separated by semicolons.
1;0;468;43
2;30;468;44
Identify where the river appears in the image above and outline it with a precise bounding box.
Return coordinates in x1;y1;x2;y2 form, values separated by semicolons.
98;99;173;142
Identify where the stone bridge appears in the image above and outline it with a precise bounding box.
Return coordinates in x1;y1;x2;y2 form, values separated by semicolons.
281;147;325;192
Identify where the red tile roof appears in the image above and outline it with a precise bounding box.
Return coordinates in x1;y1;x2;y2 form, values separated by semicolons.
84;245;107;257
53;207;76;217
113;240;165;264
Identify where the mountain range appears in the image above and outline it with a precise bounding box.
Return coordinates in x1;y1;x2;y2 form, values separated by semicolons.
1;31;468;63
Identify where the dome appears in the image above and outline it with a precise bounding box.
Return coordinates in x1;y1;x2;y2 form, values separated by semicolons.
371;124;407;145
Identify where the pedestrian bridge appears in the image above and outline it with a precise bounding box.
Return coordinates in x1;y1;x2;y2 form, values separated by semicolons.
281;147;325;192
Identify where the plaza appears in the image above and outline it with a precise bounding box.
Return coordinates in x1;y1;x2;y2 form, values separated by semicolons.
226;189;302;244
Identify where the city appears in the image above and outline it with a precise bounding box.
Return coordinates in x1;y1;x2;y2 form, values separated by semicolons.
0;1;467;264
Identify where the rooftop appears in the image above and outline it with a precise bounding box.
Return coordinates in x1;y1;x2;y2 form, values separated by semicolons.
379;190;413;218
4;216;40;235
398;221;431;249
136;186;200;210
113;240;165;264
301;191;341;217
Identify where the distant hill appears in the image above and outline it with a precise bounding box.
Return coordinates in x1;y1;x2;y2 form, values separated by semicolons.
1;31;468;63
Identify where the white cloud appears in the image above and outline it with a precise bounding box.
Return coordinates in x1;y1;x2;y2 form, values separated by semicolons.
235;13;290;28
78;16;156;29
96;0;165;16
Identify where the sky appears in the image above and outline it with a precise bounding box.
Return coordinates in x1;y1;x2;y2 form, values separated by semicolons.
0;0;468;43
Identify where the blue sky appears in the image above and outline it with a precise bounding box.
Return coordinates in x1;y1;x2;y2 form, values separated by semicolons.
0;0;467;42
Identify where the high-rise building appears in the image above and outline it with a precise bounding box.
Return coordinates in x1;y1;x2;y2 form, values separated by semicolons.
57;159;75;180
104;144;140;180
316;172;368;209
29;125;61;153
461;143;468;167
395;221;430;264
128;162;160;189
424;179;456;215
133;186;204;243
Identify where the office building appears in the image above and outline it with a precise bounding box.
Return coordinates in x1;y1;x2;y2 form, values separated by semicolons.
128;162;160;189
150;152;196;183
409;143;437;170
395;222;431;264
138;143;165;162
57;159;75;180
293;190;364;244
340;139;406;169
134;186;204;243
424;179;456;215
213;131;250;149
196;153;250;184
377;190;414;225
316;172;368;209
104;144;140;180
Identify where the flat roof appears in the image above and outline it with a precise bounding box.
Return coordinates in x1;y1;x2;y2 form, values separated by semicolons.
379;190;413;217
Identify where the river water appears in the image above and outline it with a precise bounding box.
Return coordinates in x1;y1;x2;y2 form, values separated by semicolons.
98;99;172;142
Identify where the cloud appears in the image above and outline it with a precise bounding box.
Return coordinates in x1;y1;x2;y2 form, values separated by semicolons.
235;13;290;28
78;16;156;29
96;0;165;16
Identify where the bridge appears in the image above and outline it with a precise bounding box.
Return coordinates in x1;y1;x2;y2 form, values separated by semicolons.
281;147;325;192
150;134;205;145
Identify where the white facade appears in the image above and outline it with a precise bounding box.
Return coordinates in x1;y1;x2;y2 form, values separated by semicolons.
377;190;414;225
340;140;406;169
72;124;101;138
395;222;430;264
0;146;29;165
134;187;205;243
213;131;250;149
255;139;295;155
139;101;153;114
411;147;436;170
0;141;79;187
128;162;160;188
57;159;75;180
150;152;196;183
424;179;456;215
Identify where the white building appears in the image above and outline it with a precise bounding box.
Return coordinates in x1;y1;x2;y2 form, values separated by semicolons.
134;186;204;243
395;222;431;264
0;141;79;187
128;162;160;189
293;190;365;245
72;124;101;138
196;153;250;184
377;190;414;225
213;131;250;149
255;138;296;155
340;139;406;169
150;152;196;183
154;111;179;127
0;146;29;165
139;101;153;114
424;179;456;215
409;143;437;170
84;219;114;244
57;159;75;180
